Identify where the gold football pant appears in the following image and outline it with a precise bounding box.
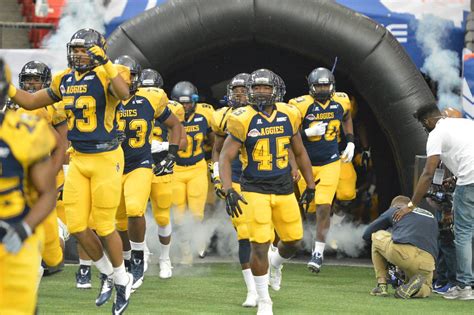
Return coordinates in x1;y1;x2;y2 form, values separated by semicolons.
231;183;250;240
336;161;357;201
63;147;124;237
242;191;303;244
0;227;44;314
298;159;341;212
172;159;208;223
150;174;172;227
116;167;153;231
371;230;434;298
41;208;63;267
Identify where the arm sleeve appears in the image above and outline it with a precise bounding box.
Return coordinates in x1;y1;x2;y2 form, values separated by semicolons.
169;102;185;122
226;113;247;143
362;208;395;241
211;109;227;136
48;71;65;102
156;107;172;123
151;89;170;119
289;105;302;135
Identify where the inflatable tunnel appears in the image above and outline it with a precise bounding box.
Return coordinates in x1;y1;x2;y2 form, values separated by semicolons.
107;0;436;210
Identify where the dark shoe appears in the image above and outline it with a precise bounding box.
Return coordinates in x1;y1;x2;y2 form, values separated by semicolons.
130;251;144;291
307;253;323;273
112;273;133;314
95;273;113;306
394;274;425;299
76;265;92;289
370;283;388;296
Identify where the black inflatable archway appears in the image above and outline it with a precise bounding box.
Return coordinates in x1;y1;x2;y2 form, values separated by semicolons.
107;0;436;209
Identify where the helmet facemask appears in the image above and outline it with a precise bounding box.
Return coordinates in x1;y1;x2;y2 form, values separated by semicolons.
129;70;140;94
310;82;334;103
227;85;248;108
19;75;48;93
67;40;95;72
248;84;277;113
179;94;199;118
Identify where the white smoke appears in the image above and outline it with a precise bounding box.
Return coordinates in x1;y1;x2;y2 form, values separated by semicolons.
41;0;106;72
145;201;239;270
416;14;463;111
302;216;368;258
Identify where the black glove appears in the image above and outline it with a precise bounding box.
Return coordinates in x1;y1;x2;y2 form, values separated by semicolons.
299;187;315;213
153;144;178;176
116;130;126;143
0;220;32;254
225;188;247;218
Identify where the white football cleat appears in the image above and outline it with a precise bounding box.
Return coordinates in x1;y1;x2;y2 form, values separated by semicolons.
269;263;282;291
159;258;173;279
144;244;152;273
257;298;273;315
242;291;258;307
57;218;70;242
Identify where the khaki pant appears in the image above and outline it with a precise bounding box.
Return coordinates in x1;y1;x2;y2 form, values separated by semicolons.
371;230;434;297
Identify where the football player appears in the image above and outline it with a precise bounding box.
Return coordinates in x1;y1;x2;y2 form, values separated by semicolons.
0;58;57;314
170;81;214;265
7;29;133;313
211;72;259;307
114;56;182;290
219;69;316;315
13;61;69;277
333;96;358;222
140;69;187;279
289;67;354;274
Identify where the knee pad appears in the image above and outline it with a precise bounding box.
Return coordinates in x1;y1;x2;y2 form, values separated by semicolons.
158;223;172;238
126;201;145;218
155;213;170;227
116;217;128;232
238;239;251;265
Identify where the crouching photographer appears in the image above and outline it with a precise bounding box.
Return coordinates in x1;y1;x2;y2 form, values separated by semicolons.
363;196;438;299
395;104;474;300
425;168;457;294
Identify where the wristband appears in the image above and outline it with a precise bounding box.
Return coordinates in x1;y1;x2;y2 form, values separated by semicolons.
407;201;416;210
103;61;118;79
213;161;219;178
345;133;354;143
168;144;179;156
22;221;32;236
62;164;70;177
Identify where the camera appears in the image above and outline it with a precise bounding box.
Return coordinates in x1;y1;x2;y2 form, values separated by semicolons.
425;183;453;210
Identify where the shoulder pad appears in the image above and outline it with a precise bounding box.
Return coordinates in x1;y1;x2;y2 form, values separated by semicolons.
216;106;229;113
168;100;181;107
199;103;214;110
334;92;349;99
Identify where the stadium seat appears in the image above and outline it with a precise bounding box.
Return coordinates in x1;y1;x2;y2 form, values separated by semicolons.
20;0;66;47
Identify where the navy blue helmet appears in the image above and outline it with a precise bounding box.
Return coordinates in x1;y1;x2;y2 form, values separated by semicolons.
227;73;249;108
171;81;199;116
114;55;141;93
19;61;51;92
247;69;278;112
307;67;335;103
139;69;163;88
67;28;107;72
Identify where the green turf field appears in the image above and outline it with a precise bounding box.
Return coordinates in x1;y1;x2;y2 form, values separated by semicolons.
38;263;472;314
